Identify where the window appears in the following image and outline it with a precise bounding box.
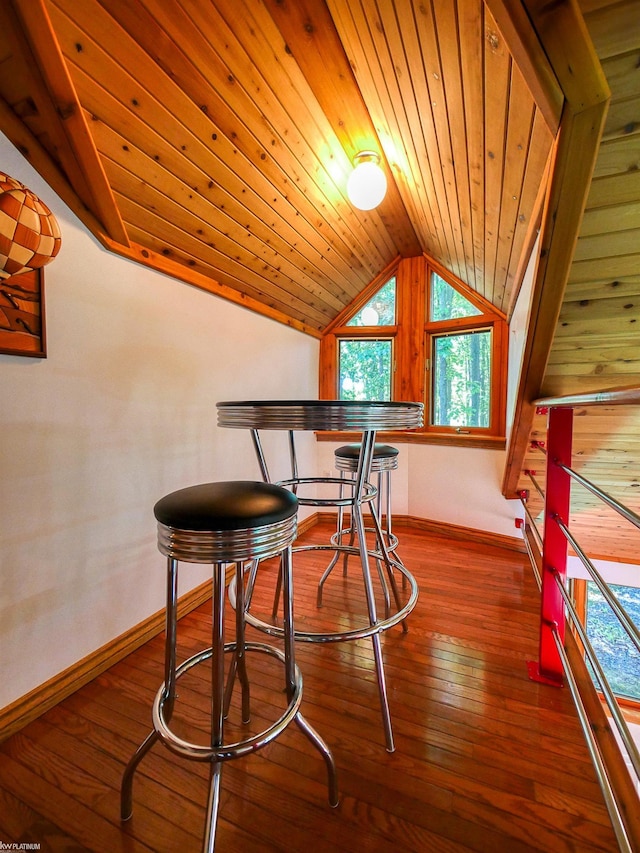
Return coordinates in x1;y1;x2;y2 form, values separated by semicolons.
430;272;480;320
337;278;397;402
426;274;494;432
319;256;507;445
586;581;640;702
432;330;491;427
339;338;392;401
347;277;396;327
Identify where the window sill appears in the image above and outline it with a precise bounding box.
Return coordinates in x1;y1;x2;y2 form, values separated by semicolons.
315;430;506;450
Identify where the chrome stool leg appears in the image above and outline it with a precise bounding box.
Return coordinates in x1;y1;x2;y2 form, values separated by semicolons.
281;542;339;806
223;561;251;723
368;500;409;634
316;473;346;607
121;555;179;821
203;764;223;853
351;473;395;753
203;557;227;851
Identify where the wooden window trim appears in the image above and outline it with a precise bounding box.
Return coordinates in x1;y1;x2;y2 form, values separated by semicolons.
333;325;399;337
315;430;506;449
320;255;508;447
424;317;508;437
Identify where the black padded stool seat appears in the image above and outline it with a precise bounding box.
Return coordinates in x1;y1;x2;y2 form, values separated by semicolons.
335;443;399;461
121;480;337;852
334;443;399;476
154;480;298;530
154;481;300;565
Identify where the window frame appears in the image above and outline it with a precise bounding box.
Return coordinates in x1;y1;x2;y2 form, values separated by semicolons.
425;316;504;436
319;256;508;447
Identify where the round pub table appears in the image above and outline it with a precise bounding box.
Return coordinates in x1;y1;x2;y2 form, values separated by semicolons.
217;399;424;752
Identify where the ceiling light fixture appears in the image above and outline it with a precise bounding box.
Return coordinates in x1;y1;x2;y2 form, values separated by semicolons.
346;151;387;211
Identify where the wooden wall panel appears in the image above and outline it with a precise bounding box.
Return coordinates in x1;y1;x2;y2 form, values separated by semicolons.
543;4;640;401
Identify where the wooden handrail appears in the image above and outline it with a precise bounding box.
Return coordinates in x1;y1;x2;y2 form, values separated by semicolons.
501;0;610;501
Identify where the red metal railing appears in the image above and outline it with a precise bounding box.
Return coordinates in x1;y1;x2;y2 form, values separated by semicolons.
518;387;640;852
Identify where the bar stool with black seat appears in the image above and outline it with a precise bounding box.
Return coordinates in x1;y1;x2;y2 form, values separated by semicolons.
337;442;400;554
317;443;403;611
120;480;338;852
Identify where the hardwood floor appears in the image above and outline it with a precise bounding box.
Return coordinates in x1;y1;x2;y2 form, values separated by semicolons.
0;520;619;852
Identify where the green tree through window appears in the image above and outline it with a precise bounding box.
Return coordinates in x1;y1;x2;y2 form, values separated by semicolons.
320;256;506;438
339;276;396;400
432;331;491;427
586;582;640;701
339;339;392;400
431;273;480;321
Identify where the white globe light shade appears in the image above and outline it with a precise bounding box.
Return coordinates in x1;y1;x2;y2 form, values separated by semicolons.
346;157;387;211
360;305;379;326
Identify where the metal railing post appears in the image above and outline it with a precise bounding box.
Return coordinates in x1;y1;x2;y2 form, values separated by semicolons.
529;405;573;684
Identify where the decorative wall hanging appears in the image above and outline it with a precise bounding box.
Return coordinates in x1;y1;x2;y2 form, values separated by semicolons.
0;267;46;357
0;173;61;357
0;172;61;280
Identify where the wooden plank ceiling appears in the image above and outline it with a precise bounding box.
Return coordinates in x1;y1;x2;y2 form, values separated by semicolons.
0;0;555;334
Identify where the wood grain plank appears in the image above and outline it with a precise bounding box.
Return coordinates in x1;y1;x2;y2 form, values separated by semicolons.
431;0;477;291
0;0;99;217
458;0;486;295
582;0;640;59
580;202;640;236
380;0;454;264
261;0;423;260
483;5;511;306
493;62;536;313
574;227;640;263
13;0;130;245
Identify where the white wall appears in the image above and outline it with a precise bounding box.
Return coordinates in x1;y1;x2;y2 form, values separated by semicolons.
407;444;519;535
0;136;319;708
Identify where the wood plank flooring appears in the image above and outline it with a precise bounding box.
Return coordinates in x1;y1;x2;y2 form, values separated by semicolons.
0;521;619;852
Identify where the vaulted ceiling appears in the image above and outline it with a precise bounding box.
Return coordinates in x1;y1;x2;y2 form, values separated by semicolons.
0;0;556;334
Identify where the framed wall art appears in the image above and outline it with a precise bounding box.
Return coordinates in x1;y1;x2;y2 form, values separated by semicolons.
0;268;46;358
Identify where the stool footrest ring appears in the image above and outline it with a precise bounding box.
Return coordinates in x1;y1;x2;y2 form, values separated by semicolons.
229;546;418;644
276;476;377;508
152;641;303;762
330;526;399;552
